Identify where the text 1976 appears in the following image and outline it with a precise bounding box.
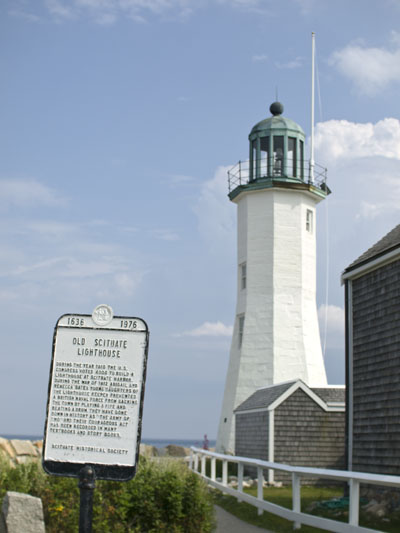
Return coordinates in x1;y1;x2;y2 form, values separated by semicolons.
120;320;137;329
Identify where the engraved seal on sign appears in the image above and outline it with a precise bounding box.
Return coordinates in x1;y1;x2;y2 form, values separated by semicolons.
92;304;113;326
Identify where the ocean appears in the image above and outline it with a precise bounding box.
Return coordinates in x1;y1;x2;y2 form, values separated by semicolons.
2;434;216;449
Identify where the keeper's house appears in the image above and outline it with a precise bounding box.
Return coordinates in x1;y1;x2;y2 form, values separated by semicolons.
342;224;400;475
234;380;345;483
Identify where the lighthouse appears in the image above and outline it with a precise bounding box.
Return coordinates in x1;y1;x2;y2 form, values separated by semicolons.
216;102;329;453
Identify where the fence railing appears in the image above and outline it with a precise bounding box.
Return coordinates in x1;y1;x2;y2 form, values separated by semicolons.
227;158;328;194
189;447;400;533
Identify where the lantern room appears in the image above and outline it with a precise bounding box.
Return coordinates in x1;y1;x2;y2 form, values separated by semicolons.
227;102;329;201
249;101;305;181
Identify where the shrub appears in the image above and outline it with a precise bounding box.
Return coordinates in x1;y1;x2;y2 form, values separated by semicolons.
0;455;215;532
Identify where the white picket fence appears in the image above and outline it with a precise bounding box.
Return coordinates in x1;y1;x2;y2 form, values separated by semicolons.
189;447;400;532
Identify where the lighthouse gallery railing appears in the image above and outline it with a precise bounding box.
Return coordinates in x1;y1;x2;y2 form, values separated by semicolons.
190;447;400;533
228;157;328;194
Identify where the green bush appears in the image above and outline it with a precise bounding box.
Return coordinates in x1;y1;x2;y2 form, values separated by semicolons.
0;456;215;533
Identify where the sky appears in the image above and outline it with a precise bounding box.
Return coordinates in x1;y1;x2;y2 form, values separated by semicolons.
1;0;400;440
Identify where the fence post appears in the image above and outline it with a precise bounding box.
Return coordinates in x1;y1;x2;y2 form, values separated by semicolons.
257;467;264;516
194;453;199;472
238;462;244;503
292;472;301;530
349;479;360;527
201;455;206;477
211;457;216;482
189;450;193;470
222;460;228;486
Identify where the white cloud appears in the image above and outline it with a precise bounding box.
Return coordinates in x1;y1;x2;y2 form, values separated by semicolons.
176;321;233;337
292;0;317;13
9;8;42;22
194;165;236;251
217;0;266;11
43;0;199;23
330;39;400;96
0;178;66;209
315;118;400;164
252;54;268;63
314;118;400;226
318;304;344;333
150;228;180;241
41;0;276;24
167;174;196;185
318;304;345;351
45;0;75;19
275;56;304;69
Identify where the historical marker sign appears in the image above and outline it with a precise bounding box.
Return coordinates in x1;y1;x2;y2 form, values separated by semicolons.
43;305;149;481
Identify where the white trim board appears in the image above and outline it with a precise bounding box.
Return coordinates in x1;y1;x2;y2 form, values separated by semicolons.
341;247;400;284
235;379;344;414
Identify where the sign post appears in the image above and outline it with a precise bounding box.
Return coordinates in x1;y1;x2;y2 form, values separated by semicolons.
42;305;149;531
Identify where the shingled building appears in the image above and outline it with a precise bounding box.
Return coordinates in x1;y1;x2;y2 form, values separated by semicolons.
234;379;345;483
342;224;400;475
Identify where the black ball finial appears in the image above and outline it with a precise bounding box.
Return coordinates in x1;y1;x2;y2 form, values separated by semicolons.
270;101;284;116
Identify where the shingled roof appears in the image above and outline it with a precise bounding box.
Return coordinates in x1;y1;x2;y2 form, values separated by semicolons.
312;387;345;404
345;224;400;273
234;381;295;412
234;380;345;413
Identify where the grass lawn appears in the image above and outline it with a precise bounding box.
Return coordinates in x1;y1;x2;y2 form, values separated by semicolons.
212;485;400;533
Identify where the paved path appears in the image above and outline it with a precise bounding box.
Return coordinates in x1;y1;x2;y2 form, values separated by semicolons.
215;505;274;533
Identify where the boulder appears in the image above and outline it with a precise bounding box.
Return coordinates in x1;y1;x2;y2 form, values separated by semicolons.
139;444;159;457
1;492;45;533
0;439;15;466
165;445;187;457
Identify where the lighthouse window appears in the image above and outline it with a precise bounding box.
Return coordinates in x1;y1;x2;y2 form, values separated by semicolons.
300;140;304;180
238;315;245;348
306;209;313;233
260;136;269;177
273;136;284;176
241;263;247;290
251;139;257;179
288;137;297;177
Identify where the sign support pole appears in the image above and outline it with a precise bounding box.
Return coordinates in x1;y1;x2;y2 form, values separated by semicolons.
79;465;96;533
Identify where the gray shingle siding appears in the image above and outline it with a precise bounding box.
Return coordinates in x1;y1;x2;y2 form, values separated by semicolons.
274;389;345;483
235;387;345;484
351;259;400;475
235;411;269;459
235;411;269;477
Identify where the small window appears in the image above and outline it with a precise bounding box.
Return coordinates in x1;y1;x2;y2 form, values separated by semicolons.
300;140;304;180
306;209;313;233
260;136;269;177
288;137;297;177
251;139;257;180
238;315;245;348
241;263;247;290
273;136;284;176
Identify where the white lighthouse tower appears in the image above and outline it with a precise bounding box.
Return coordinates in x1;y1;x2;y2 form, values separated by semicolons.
216;102;329;453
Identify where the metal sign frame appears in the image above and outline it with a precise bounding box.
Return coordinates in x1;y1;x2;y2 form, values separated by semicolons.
43;311;149;482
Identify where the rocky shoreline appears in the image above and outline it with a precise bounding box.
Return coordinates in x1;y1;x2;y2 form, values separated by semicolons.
0;437;192;465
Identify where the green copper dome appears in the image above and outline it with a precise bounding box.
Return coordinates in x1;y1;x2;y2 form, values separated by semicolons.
249;102;305;138
250;115;305;137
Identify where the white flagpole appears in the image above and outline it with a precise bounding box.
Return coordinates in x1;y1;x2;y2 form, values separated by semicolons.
310;31;315;184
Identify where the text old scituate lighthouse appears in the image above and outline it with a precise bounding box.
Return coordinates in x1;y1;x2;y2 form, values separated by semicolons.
216;102;329;453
